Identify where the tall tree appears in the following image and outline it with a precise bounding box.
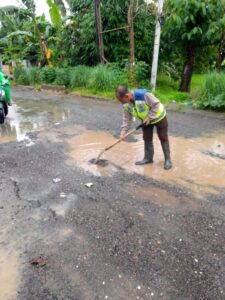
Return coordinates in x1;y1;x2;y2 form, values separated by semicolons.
216;20;225;70
163;0;225;92
94;0;105;64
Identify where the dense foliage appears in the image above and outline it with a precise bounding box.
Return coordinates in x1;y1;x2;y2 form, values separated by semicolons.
1;0;225;109
13;61;150;89
195;72;225;110
162;0;225;91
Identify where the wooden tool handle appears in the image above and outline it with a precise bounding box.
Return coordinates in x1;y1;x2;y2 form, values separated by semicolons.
105;126;140;151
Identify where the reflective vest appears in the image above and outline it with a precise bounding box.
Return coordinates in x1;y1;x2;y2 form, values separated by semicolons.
123;89;166;124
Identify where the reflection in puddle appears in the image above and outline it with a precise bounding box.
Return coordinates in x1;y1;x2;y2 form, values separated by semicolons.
0;250;20;300
68;130;225;195
0;100;71;144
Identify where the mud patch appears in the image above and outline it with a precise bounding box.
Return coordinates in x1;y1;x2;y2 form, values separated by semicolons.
125;183;200;211
0;250;21;300
68;130;225;195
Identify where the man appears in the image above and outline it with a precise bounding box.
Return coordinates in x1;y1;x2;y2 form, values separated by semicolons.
0;71;12;106
116;85;172;170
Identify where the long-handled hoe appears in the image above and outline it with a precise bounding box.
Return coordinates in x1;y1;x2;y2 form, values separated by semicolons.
91;123;143;165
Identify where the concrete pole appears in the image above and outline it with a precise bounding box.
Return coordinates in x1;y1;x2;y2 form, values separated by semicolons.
150;0;164;91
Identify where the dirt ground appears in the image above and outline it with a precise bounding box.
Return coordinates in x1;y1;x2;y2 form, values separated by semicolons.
0;87;225;300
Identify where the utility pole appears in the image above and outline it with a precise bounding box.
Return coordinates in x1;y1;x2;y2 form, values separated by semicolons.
128;0;136;84
94;0;105;64
150;0;164;91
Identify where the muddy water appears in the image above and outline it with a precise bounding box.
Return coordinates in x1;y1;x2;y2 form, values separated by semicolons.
68;131;225;195
0;249;20;300
0;100;71;144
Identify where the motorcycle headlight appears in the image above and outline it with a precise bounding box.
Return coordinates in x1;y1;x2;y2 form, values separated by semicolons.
0;89;5;99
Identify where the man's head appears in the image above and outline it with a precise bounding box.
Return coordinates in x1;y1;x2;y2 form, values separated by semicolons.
116;85;133;103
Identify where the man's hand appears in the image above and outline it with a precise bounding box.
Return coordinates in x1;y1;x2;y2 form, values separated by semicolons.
143;117;151;126
119;135;125;142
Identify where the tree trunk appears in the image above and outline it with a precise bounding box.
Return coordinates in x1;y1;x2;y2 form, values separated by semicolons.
216;29;225;70
128;0;136;85
95;0;105;64
179;45;195;92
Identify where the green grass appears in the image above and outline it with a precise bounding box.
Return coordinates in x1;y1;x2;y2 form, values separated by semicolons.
13;64;208;106
71;73;207;104
152;73;209;104
194;72;225;110
154;73;191;104
191;73;207;91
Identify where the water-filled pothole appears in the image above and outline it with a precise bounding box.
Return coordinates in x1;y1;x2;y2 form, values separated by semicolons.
68;130;225;195
0;100;71;144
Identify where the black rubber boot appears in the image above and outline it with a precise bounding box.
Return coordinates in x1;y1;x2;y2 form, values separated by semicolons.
135;141;154;165
161;141;172;170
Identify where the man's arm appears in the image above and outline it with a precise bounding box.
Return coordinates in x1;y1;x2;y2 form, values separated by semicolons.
120;109;132;138
144;93;160;123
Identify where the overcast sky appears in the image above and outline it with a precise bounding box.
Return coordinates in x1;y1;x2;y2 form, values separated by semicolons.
0;0;154;20
0;0;50;19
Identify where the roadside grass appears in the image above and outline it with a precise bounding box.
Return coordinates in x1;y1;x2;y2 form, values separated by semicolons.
193;72;225;110
12;64;207;105
70;73;205;103
154;73;190;104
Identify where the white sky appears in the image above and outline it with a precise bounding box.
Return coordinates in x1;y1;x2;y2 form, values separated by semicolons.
0;0;50;19
0;0;153;20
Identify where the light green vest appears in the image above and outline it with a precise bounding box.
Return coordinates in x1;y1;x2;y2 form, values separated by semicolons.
123;100;166;124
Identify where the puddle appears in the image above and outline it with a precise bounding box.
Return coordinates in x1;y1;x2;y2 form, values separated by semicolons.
68;130;225;195
0;249;21;300
0;100;71;144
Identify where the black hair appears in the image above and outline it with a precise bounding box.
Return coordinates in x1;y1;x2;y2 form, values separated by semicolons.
116;85;129;98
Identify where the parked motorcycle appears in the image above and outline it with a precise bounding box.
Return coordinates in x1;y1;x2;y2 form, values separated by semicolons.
0;76;11;124
0;85;8;124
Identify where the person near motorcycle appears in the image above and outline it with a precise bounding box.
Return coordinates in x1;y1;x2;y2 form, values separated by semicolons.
0;71;12;106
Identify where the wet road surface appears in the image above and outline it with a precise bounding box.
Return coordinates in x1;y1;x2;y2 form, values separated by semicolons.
0;87;225;300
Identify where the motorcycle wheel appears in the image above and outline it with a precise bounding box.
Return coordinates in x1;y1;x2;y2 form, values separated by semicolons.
0;108;5;124
4;103;8;116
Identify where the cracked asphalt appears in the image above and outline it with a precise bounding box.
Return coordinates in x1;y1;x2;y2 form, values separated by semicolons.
0;87;225;300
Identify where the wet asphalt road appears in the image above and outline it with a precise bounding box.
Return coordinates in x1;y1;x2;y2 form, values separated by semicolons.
0;87;225;300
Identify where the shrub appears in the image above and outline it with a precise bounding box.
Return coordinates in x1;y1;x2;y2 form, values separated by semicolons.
41;67;57;84
88;65;119;91
28;67;42;85
54;68;71;87
195;72;225;110
13;66;30;85
70;66;91;88
134;61;150;87
159;62;180;81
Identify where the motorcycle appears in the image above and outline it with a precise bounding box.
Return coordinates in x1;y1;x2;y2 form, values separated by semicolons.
0;77;10;124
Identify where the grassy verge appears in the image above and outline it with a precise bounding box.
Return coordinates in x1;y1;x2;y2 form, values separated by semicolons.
12;65;208;105
70;73;204;104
